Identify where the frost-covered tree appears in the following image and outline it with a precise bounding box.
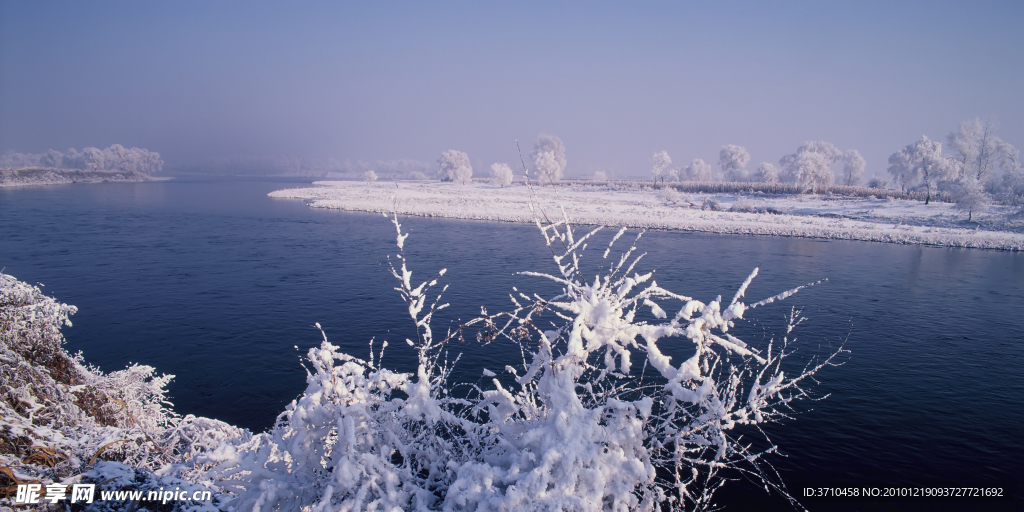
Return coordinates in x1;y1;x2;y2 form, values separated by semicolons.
841;149;866;186
753;162;780;184
946;119;1023;200
592;170;608;182
437;150;473;184
948;119;984;177
40;149;64;168
531;134;566;185
1000;162;1024;209
790;152;834;191
490;162;514;187
947;118;1002;184
0;145;162;174
779;141;842;188
887;135;957;204
954;174;989;221
683;158;713;182
651;150;671;186
719;144;750;182
363;170;378;183
993;142;1024;208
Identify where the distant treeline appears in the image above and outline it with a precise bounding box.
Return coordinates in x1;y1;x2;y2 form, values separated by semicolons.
575;179;955;203
0;145;163;175
0;167;155;187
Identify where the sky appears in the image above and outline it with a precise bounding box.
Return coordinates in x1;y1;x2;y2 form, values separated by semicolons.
2;1;1022;178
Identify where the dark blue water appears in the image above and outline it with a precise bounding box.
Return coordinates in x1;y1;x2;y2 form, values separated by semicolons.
2;178;1021;510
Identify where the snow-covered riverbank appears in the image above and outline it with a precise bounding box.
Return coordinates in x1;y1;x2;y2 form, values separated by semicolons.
0;167;158;187
269;180;1024;250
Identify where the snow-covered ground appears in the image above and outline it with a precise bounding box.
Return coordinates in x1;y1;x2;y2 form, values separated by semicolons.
269;180;1024;251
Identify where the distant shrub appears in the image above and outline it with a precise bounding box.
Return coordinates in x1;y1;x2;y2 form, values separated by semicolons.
490;162;514;187
701;197;722;211
729;197;758;213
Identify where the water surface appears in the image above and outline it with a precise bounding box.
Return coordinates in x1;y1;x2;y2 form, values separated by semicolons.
2;178;1020;510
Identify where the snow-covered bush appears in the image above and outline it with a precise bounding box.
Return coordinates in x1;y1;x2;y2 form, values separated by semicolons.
2;208;843;511
656;187;682;205
437;150;473;184
491;163;514;187
867;177;889;189
592;171;608;182
0;273;244;507
363;170;378;183
204;211;842;511
729;197;757;213
531;134;567;185
701;197;722;211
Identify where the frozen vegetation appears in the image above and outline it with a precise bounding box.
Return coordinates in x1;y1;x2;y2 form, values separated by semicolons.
270;120;1024;250
1;207;843;511
269;180;1024;250
0;145;162;187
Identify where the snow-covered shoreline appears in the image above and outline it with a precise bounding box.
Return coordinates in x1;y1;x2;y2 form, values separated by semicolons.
269;180;1024;251
0;167;158;187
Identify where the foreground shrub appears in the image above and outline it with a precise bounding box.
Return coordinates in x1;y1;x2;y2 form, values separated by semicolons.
208;211;844;511
1;209;843;511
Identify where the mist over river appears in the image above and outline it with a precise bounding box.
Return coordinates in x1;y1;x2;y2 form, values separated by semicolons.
2;178;1021;510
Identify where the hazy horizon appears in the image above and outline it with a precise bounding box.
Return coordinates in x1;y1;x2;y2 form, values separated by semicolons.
2;1;1022;179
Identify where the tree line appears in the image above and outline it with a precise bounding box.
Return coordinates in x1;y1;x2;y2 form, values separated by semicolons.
0;145;163;175
430;120;1021;218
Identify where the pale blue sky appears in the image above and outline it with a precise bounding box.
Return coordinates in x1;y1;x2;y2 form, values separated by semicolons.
2;1;1022;178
